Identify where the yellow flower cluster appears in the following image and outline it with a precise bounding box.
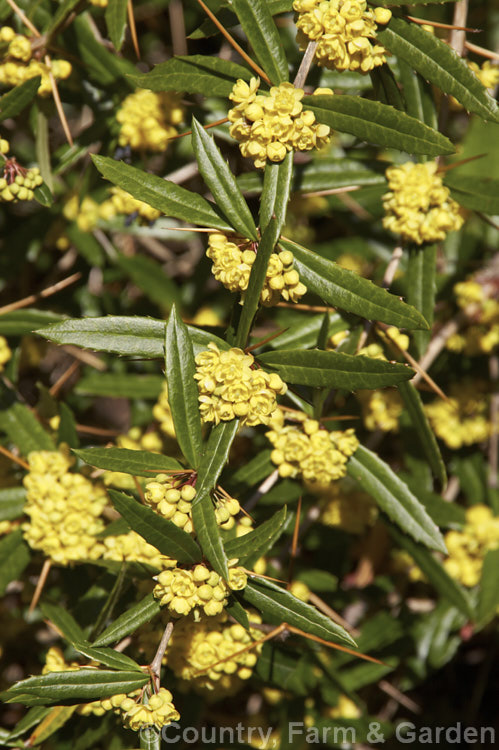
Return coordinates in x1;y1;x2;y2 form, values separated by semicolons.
320;481;377;533
145;475;197;533
153;382;177;438
206;233;307;306
0;27;71;95
324;694;361;719
294;0;392;73
116;89;184;151
446;276;499;355
444;505;499;587
228;78;331;169
0;157;43;203
382;161;464;245
101;530;164;568
89;0;108;6
0;335;11;372
358;388;402;432
266;410;359;488
288;580;311;602
425;381;492;449
469;60;499;90
194;343;287;426
22;450;107;565
120;689;180;731
42;646;79;674
166;611;262;696
390;550;426;583
153;560;247;617
102;186;161;223
63;195;100;232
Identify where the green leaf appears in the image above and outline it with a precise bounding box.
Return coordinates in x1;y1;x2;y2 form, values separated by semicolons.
0;383;55;453
165;305;203;469
0;487;25;522
347;445;446;553
388;523;473;619
259;151;293;234
33;181;54;207
304;94;454;156
224;507;288;566
259;349;413;389
398;381;446;487
116;254;181;310
58;403;79;449
477;548;499;626
242;577;356;646
73;14;134;86
0;309;63;336
231;0;288;84
1;707;51;743
191;118;257;240
189;0;291;39
72;643;143;673
370;64;405;110
37;315;229;359
0;529;30;596
45;0;80;34
398;59;437;129
108;489;202;564
128;55;252;98
92;156;234;232
235;218;281;348
140;725;161;750
26;706;78;746
93;593;161;647
105;0;128;51
282;239;428;330
226;449;274;493
40;603;86;644
406;244;436;359
76;373;163;399
0;78;41;122
443;172;499;215
74;447;183;476
377;18;499;122
2;670;149;705
65;224;105;267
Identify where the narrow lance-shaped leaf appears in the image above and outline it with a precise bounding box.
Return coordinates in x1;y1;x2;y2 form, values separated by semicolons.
231;0;288;84
406;244;436;359
165;305;203;469
303;94;454;156
259;151;293;234
76;372;164;399
105;0;128;51
0;530;31;596
0;77;41;122
191;117;257;240
71;643;143;673
398;59;437;129
74;447;183;476
282;239;429;331
477;548;499;627
40;603;86;644
259;349;414;389
443;172;499;215
92;155;234;232
0;382;55;453
224;507;288;566
108;489;202;565
0;487;25;522
377;18;499;123
347;445;447;553
93;593;162;647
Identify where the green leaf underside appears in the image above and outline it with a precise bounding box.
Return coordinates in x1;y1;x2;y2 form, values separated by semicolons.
347;446;447;553
128;55;252;98
2;670;149;705
165;306;203;469
37;316;229;359
108;489;202;564
304;95;454;156
0;77;41;122
231;0;288;85
259;349;413;389
443;172;499;214
282;239;428;330
377;19;499;122
224;507;287;565
92;156;234;232
192;117;258;240
242;577;355;646
105;0;128;51
92;593;161;646
74;447;183;476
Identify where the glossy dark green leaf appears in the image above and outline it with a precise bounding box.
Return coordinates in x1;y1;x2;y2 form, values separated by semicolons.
477;548;499;626
235;218;281;348
105;0;128;51
377;18;499;122
348;445;447;553
58;403;79;449
231;0;288;84
406;244;436;359
0;529;30;596
1;707;51;743
0;77;41;122
92;593;161;647
370;64;404;110
73;14;134;86
46;0;80;34
304;94;454;155
224;507;287;566
191;117;257;240
2;670;149;705
128;55;252;98
443;172;499;214
75;373;163;399
398;59;437;129
398;381;446;486
72;643;143;673
116;254;181;310
259;349;413;389
0;383;55;453
189;0;291;39
0;487;25;522
40;603;86;644
259;151;293;233
165;305;203;469
282;239;429;330
92;156;234;232
108;489;202;564
242;577;356;646
74;447;183;476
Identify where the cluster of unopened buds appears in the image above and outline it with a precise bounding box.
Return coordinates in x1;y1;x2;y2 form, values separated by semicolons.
0;26;71;95
116;89;184;151
446;271;499;355
266;409;359;488
0;146;43;203
444;505;499;587
145;475;197;533
194;343;287;426
293;0;392;73
153;560;247;617
228;78;331;168
425;381;492;449
206;232;307;306
382;161;464;245
166;610;263;696
101;530;164;568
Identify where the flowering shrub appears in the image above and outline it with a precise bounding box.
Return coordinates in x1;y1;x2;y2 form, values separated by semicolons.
0;0;498;746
